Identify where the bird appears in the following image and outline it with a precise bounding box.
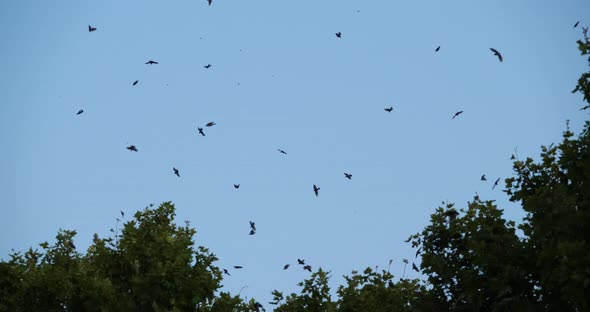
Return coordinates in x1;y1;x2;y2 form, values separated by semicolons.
384;107;393;113
88;25;97;32
297;259;305;265
223;269;231;276
173;167;180;177
313;184;320;197
574;21;580;28
445;209;459;221
233;266;243;269
249;229;256;235
303;265;312;272
481;174;487;181
277;149;288;155
249;221;256;231
126;145;138;152
206;122;216;127
204;64;212;69
490;48;503;62
207;0;212;5
69;241;76;249
412;263;419;272
335;32;342;38
283;264;290;270
76;109;84;115
452;111;463;119
435;46;440;52
415;247;421;258
510;154;516;160
344;173;352;180
580;105;590;110
234;184;240;189
145;60;158;65
492;178;501;190
132;80;139;86
197;127;205;136
120;211;124;218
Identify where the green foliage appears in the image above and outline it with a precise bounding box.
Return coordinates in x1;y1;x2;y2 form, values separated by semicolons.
0;202;255;312
573;27;590;104
273;269;336;312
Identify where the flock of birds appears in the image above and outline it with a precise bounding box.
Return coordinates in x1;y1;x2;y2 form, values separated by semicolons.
76;6;587;300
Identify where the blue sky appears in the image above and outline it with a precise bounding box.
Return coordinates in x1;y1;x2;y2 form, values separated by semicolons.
1;0;589;306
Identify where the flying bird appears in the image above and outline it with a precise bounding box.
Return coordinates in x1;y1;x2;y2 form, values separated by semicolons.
88;25;97;32
126;145;138;152
249;221;256;231
249;229;256;235
132;80;139;86
76;109;84;115
206;122;216;127
574;21;580;28
145;60;158;65
344;173;352;180
223;269;231;276
313;184;320;197
384;107;393;113
481;174;487;181
490;48;503;62
120;211;124;218
435;46;440;52
198;127;205;136
335;32;342;38
297;259;305;265
492;178;501;190
303;265;312;272
510;154;516;160
283;264;290;270
580;104;590;111
277;149;287;155
451;111;463;119
233;266;243;269
415;247;421;258
173;167;180;177
204;64;212;69
69;241;76;249
234;184;240;189
412;263;419;272
207;0;212;5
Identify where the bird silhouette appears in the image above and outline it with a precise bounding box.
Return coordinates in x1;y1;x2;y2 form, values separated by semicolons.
581;105;590;111
452;111;463;119
412;263;419;272
574;21;580;28
120;211;124;218
173;167;180;177
335;32;342;38
510;154;516;160
277;149;287;155
126;145;138;152
69;241;76;249
490;48;503;62
249;221;256;230
198;127;205;136
344;173;352;180
132;80;139;86
297;259;305;265
492;178;501;190
206;122;216;127
313;184;320;197
233;266;243;269
435;46;440;52
204;64;212;69
234;184;240;189
481;174;487;181
223;269;231;276
88;25;97;32
384;107;393;113
207;0;212;5
283;264;290;270
303;265;312;272
145;60;158;65
76;109;84;115
415;247;421;258
249;229;256;235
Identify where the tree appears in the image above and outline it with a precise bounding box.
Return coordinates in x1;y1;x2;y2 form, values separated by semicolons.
0;202;259;311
